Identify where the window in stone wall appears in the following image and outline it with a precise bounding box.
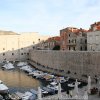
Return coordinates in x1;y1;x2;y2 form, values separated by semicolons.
69;47;70;50
74;72;77;75
73;47;75;50
21;53;23;55
27;53;29;55
69;40;70;43
3;48;5;50
85;39;87;44
80;46;82;51
85;46;87;51
12;53;14;55
3;53;5;56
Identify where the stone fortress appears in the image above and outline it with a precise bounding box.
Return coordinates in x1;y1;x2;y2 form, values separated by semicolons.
0;30;48;62
29;22;100;82
29;50;100;82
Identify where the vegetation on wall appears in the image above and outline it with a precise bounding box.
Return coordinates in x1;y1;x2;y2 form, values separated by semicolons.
52;45;60;50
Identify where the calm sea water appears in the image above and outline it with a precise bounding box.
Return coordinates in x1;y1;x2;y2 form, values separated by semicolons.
0;67;48;93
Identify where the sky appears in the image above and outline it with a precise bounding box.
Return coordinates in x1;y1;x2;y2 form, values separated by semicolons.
0;0;100;36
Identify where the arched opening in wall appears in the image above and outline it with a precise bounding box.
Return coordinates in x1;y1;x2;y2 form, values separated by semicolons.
67;70;71;74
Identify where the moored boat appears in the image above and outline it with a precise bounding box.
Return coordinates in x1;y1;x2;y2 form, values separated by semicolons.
2;61;14;70
0;80;9;94
17;62;27;67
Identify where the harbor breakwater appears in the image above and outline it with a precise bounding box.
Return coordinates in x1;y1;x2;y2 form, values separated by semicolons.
29;50;100;82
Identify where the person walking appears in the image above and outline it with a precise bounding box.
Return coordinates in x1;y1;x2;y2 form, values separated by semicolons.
66;90;70;98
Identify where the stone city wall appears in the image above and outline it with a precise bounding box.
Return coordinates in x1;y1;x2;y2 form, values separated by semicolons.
29;50;100;81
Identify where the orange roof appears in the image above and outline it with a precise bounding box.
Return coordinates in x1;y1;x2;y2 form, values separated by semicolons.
45;36;60;42
91;22;100;27
96;26;100;31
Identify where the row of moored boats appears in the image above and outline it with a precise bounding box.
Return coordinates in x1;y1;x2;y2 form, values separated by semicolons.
0;61;86;100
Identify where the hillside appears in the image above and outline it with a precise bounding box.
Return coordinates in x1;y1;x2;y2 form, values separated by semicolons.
0;30;18;35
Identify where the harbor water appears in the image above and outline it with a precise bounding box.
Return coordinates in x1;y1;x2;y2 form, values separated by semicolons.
0;66;48;93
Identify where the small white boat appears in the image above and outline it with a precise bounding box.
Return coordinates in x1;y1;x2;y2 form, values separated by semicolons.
41;89;48;94
2;62;14;70
20;65;32;73
32;71;43;77
50;81;58;85
47;81;59;91
35;72;46;79
16;91;35;100
16;91;24;98
22;92;33;100
59;77;67;83
47;84;59;91
43;74;54;81
0;95;3;99
17;62;27;67
8;93;21;100
68;83;75;87
68;82;81;87
0;80;9;94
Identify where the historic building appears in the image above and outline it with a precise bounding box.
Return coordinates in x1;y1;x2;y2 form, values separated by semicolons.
89;22;100;31
87;22;100;51
60;27;87;51
35;36;61;50
0;30;48;61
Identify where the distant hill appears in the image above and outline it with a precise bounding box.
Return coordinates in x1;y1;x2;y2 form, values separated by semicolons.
0;30;18;35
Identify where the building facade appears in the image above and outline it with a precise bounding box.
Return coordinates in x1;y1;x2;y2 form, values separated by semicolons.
87;31;100;51
35;36;61;50
0;31;48;61
89;22;100;31
87;22;100;51
60;27;87;51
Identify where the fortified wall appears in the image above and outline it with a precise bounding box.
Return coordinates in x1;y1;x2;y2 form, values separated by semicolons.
29;50;100;81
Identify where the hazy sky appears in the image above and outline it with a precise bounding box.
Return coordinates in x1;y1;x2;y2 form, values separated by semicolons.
0;0;100;36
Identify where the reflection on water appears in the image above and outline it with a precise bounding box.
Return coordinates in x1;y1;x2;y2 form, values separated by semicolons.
0;68;42;92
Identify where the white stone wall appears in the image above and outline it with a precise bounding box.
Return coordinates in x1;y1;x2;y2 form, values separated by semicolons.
0;32;48;61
